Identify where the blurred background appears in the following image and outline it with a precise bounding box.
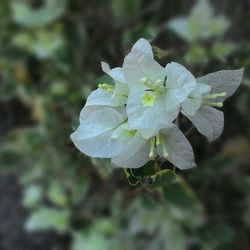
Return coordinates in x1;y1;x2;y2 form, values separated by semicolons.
0;0;250;249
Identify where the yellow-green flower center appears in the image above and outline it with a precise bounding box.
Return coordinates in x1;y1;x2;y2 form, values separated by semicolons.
140;77;165;107
141;92;157;107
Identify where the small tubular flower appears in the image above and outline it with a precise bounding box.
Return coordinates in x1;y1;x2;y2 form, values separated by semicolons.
182;68;244;141
86;62;128;107
123;39;196;139
112;126;196;170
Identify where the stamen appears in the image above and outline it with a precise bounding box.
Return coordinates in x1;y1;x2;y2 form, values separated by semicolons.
141;78;154;90
155;79;163;86
140;77;165;93
160;137;168;159
149;137;156;158
156;133;161;146
98;83;115;93
203;101;223;107
204;92;227;99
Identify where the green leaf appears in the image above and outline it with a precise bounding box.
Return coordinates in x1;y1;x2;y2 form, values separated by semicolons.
124;169;140;186
12;29;65;59
50;80;68;97
25;207;70;233
185;43;207;64
112;0;142;21
47;183;68;207
22;185;43;208
0;147;23;172
162;176;199;211
150;169;177;187
131;161;156;178
211;41;235;60
71;232;86;250
72;231;111;250
153;46;172;60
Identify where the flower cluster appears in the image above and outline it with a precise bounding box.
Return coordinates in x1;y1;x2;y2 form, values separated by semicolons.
71;38;243;170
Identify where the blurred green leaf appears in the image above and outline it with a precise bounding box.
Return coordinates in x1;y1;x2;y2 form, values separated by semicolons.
72;231;111;250
185;43;207;64
153;46;172;60
25;207;70;233
112;0;142;21
22;184;43;208
151;169;177;187
47;183;68;207
0;147;23;172
12;29;64;59
131;161;156;178
162;176;200;211
211;41;235;60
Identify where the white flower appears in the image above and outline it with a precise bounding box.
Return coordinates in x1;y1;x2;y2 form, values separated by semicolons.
182;68;244;141
112;126;196;170
168;0;229;42
86;62;128;107
71;37;244;173
123;38;197;139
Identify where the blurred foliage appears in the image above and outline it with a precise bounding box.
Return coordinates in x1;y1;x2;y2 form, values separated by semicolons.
0;0;250;249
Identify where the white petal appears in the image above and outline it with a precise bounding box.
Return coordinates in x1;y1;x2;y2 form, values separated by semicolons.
181;83;211;116
112;133;150;168
184;106;224;142
79;105;103;120
101;61;126;84
165;62;197;103
197;68;244;101
168;18;192;42
86;89;113;106
101;61;111;73
73;107;126;140
86;85;128;107
71;130;123;158
112;82;129;106
107;67;126;84
157;127;196;170
123;50;167;88
165;88;183;111
127;89;178;139
192;82;211;97
181;98;202;116
132;38;153;58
